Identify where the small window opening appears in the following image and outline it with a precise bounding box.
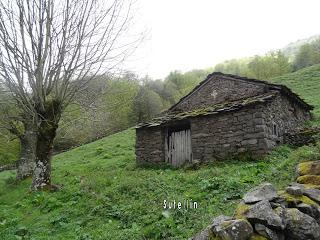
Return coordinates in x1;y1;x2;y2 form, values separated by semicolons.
272;123;279;136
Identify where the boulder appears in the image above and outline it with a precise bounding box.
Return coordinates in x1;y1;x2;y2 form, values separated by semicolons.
290;182;320;190
244;200;285;230
243;183;278;204
286;185;303;196
278;191;318;208
297;161;320;176
190;216;234;240
189;227;212;240
254;223;285;240
284;208;320;240
297;175;320;185
213;219;253;240
297;203;320;222
233;201;250;219
303;188;320;204
211;215;233;233
270;195;289;208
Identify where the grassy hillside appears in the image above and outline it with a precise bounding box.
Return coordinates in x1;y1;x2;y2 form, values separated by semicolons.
1;128;320;239
1;65;320;239
271;64;320;124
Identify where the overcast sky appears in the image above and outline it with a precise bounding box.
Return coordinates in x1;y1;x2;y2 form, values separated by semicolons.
125;0;320;79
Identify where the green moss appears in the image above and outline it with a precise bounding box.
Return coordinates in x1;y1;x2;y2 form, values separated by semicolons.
297;161;320;176
233;202;250;219
279;191;319;207
297;175;320;185
138;92;277;128
249;233;268;240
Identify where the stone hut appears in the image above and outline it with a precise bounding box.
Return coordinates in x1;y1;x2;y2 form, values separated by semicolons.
135;72;313;167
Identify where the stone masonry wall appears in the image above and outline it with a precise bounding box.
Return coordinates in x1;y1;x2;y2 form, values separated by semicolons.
135;127;165;165
190;103;270;162
262;93;312;149
173;75;267;112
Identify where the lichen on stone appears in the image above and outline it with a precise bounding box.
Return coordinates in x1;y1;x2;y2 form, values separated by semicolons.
297;161;320;176
279;192;319;207
233;202;250;219
248;233;268;240
297;175;320;186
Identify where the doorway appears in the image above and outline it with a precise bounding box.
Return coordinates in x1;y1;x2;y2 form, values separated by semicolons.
166;123;192;167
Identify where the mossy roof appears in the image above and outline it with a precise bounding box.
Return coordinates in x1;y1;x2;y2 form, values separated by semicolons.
168;72;313;112
136;92;277;129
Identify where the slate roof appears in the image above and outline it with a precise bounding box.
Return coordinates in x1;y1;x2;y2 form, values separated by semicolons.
168;72;313;112
136;72;314;129
136;92;277;128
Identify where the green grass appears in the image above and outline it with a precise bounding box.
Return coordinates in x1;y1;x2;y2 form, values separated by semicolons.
1;128;320;239
271;64;320;125
1;65;320;239
0;136;19;166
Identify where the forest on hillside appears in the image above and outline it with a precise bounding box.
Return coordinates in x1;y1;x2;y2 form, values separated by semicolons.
1;34;320;166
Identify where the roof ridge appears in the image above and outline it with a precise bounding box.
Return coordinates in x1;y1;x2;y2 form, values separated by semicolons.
167;72;313;112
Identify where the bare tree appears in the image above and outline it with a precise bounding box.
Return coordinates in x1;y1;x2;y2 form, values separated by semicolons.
0;0;141;190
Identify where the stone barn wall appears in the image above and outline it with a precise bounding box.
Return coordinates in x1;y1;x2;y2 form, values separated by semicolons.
190;93;312;162
190;103;270;162
262;93;312;147
135;127;165;165
172;76;267;112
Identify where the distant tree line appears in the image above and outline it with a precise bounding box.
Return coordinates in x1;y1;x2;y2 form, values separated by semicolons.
213;37;320;79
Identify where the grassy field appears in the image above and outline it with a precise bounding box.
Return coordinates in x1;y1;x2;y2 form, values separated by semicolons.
1;129;320;239
1;65;320;239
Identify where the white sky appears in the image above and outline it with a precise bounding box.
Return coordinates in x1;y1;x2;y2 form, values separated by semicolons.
125;0;320;79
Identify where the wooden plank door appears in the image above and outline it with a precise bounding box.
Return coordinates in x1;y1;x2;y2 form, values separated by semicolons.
168;129;192;167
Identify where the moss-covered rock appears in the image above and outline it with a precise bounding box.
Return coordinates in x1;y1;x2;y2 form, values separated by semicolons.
284;208;320;240
233;202;250;219
214;219;253;240
297;161;320;176
248;233;268;240
278;191;319;207
297;175;320;185
301;183;320;190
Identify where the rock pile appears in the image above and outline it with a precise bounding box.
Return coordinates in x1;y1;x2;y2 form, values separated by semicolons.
190;161;320;240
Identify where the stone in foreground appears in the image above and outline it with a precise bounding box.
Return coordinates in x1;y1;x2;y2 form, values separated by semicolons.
213;219;253;240
243;183;278;204
297;175;320;185
285;185;303;196
297;161;320;176
254;223;284;240
297;203;320;222
284;208;320;240
244;200;284;229
303;188;320;204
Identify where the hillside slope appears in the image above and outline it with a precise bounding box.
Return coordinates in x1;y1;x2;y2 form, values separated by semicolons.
1;66;320;239
271;64;320;123
1;130;320;239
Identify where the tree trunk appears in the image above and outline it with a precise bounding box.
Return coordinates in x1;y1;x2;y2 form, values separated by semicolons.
16;120;37;181
31;100;61;191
